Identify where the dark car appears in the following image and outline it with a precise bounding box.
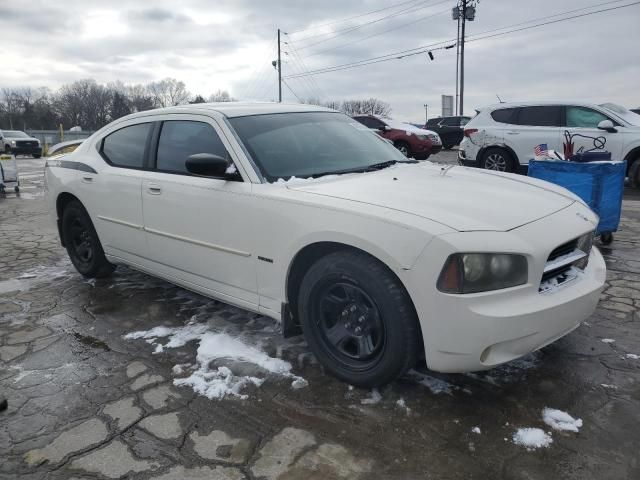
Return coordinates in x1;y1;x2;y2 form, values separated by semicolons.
631;108;640;115
353;115;441;160
0;130;42;158
424;116;472;149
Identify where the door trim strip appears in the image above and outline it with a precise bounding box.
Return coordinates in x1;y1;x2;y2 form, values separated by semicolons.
144;227;251;257
97;215;144;230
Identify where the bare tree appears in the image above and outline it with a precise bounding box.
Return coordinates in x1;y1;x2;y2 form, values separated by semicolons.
147;78;190;108
341;98;391;117
207;90;234;102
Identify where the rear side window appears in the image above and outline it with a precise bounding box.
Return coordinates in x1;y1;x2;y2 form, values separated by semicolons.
566;106;610;128
440;117;459;126
425;118;441;127
490;108;518;124
515;106;562;127
355;116;384;129
101;123;152;168
156;120;230;174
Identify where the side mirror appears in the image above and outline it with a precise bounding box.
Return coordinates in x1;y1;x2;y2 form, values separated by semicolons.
597;120;617;133
185;153;230;178
380;125;391;132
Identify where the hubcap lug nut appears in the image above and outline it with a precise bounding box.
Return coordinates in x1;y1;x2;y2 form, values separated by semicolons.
350;305;357;312
355;326;362;334
358;316;365;323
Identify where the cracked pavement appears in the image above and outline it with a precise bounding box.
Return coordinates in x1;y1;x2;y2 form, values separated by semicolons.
1;154;639;479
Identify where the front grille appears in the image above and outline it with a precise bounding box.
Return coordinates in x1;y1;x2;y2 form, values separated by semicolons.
539;234;592;293
16;140;37;147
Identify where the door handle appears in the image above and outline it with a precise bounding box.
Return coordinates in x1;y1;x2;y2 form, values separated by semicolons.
81;175;93;183
147;183;162;195
506;131;520;135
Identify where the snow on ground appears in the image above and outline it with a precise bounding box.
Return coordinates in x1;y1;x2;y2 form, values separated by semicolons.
361;388;382;405
512;428;553;450
626;353;639;359
124;320;306;400
405;369;456;395
601;338;616;343
471;427;481;434
542;408;583;432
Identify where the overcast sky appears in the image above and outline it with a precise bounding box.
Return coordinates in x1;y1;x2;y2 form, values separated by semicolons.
0;0;638;121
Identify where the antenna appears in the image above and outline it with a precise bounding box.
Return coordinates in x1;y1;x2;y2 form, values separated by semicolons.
496;94;504;103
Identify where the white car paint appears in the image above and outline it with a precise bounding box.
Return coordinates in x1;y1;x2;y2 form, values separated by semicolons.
459;101;640;174
45;103;606;374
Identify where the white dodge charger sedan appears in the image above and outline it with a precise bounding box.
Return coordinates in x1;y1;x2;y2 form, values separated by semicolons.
45;103;607;387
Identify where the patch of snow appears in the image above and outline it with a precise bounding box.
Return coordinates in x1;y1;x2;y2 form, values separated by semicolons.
601;384;618;389
512;428;553;450
395;398;411;415
626;353;639;359
123;323;306;400
542;408;582;432
539;266;582;294
471;426;481;434
406;369;455;395
225;163;238;175
361;388;382;405
172;363;191;375
601;338;615;344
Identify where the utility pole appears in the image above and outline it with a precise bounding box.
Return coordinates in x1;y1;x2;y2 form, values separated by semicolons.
453;1;476;117
459;0;466;117
424;104;428;123
277;28;282;103
455;14;460;115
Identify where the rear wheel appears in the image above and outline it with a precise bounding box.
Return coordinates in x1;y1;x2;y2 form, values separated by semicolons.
33;154;41;159
481;147;516;173
394;141;412;158
629;158;640;189
62;200;115;278
298;250;419;387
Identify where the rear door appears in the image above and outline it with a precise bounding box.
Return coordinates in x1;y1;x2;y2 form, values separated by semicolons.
508;106;563;164
141;115;259;306
85;121;153;263
564;106;624;159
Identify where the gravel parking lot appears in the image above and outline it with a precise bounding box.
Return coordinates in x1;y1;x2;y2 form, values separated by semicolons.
1;151;639;479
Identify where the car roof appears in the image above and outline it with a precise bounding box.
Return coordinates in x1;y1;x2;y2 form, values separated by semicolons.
120;102;335;120
481;100;604;110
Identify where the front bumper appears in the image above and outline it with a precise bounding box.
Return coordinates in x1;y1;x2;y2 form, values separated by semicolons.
457;149;477;167
403;201;606;373
8;145;42;156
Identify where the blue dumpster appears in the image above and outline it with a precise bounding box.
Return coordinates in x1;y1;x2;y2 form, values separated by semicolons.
528;160;626;244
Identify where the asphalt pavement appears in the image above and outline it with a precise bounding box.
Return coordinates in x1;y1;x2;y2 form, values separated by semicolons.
1;152;639;479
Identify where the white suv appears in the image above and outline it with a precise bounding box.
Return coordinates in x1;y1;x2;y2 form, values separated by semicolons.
459;101;640;186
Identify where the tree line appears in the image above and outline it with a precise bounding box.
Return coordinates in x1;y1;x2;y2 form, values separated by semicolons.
0;76;393;132
0;78;234;131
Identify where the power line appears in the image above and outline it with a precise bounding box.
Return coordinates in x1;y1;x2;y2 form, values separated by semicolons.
283;0;638;79
300;7;451;59
287;0;427;35
291;0;451;50
281;78;303;102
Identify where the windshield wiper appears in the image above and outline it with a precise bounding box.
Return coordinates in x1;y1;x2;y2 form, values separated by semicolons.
299;159;416;180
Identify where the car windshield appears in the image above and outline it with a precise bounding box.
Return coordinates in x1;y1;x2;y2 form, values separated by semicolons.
228;112;406;181
599;103;640;126
3;130;29;138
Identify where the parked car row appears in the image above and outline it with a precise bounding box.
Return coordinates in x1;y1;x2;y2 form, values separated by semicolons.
425;115;471;149
0;130;42;158
458;101;640;186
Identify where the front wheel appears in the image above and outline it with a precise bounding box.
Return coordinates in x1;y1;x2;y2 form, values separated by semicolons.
298;250;420;387
394;141;412;158
33;154;41;158
62;200;115;278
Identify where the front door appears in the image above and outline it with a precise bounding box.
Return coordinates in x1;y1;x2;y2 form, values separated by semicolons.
564;106;625;159
141;116;258;306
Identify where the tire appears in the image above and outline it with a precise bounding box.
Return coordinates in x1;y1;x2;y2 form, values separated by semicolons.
298;250;419;387
600;232;613;245
443;144;454;150
629;159;640;189
481;147;516;173
14;186;19;193
4;145;10;154
33;154;41;159
62;200;115;278
394;141;412;158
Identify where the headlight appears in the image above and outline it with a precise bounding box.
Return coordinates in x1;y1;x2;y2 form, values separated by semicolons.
428;134;441;144
11;140;16;145
416;135;428;141
574;231;594;270
437;253;528;294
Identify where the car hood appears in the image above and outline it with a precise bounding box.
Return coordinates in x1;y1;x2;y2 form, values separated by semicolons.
5;136;38;141
286;163;577;232
387;120;437;136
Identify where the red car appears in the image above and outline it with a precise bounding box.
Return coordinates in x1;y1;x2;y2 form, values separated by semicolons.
353;115;442;160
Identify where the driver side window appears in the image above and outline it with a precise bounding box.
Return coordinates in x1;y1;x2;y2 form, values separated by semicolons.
566;107;611;129
156;120;230;174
